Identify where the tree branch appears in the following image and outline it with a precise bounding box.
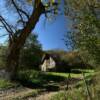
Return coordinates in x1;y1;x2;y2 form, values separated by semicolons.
0;25;4;28
18;8;30;20
0;16;14;33
16;1;45;48
0;34;8;38
0;15;14;41
11;0;25;25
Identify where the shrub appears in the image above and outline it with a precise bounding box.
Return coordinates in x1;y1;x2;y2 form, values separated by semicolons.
0;78;16;89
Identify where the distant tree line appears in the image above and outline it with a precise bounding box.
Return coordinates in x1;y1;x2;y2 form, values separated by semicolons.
0;34;43;70
46;50;93;72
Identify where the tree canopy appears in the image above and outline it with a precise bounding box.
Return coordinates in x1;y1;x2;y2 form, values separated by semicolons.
0;0;61;79
64;0;100;66
19;34;43;70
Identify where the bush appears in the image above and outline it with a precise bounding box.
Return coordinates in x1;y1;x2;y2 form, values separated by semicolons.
0;78;16;89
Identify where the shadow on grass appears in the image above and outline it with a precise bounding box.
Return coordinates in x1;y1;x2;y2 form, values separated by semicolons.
16;71;66;92
16;70;93;92
71;69;94;74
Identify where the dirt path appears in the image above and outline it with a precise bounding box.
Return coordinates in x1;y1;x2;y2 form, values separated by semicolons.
0;87;58;100
0;87;35;100
0;79;82;100
28;91;57;100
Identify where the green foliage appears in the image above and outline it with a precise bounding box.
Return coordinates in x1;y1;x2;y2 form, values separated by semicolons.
26;0;61;19
0;0;62;80
50;90;87;100
0;45;7;69
17;69;94;91
17;70;66;86
51;71;100;100
51;86;100;100
46;50;93;70
0;78;16;89
19;34;43;70
64;0;100;66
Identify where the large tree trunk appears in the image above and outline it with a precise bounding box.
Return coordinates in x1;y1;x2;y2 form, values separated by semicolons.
6;44;20;80
5;2;45;80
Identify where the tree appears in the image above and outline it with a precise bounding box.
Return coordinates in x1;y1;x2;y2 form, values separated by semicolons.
0;45;7;69
19;34;43;70
0;0;60;80
64;0;100;66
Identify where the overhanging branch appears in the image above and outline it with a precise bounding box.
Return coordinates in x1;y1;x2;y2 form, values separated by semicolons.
0;15;14;40
16;1;45;48
11;0;25;26
18;8;30;20
0;34;8;38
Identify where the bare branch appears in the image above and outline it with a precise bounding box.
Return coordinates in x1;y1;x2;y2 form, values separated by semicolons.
0;19;11;34
11;0;25;25
0;16;13;33
0;34;8;38
18;8;30;20
16;1;45;48
0;25;4;28
0;15;14;40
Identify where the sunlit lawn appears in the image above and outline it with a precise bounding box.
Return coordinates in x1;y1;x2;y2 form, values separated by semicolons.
47;69;94;78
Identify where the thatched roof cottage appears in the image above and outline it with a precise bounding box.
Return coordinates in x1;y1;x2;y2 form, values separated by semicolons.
40;53;57;71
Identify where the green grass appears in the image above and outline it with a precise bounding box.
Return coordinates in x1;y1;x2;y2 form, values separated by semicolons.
0;78;16;89
17;70;66;88
50;70;100;100
17;69;94;90
51;80;100;100
47;69;94;78
50;88;89;100
0;69;94;90
0;69;96;99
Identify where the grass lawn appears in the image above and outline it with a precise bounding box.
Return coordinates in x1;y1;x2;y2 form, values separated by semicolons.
47;70;94;78
0;69;95;99
50;71;100;100
0;69;94;90
16;69;94;91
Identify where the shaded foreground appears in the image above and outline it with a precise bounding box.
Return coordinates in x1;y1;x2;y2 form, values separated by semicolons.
0;69;95;100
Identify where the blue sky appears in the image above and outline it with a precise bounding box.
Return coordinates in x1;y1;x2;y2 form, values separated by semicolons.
0;0;70;50
34;14;68;50
34;0;69;50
